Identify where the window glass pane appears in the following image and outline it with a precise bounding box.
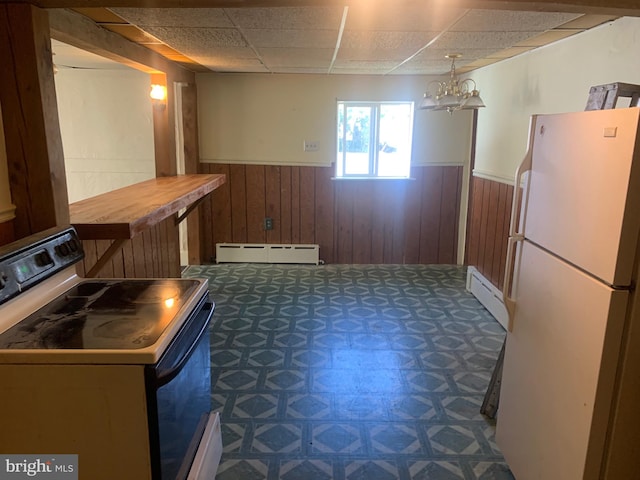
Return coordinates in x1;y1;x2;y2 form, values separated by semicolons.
336;101;413;179
378;104;413;177
344;105;372;175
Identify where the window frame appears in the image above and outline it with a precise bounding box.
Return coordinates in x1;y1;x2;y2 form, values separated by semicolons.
336;100;414;180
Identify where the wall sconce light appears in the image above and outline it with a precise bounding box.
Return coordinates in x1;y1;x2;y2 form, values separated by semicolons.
150;84;167;106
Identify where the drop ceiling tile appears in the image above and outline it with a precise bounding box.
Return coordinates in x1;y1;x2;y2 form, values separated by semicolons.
451;9;582;32
183;46;258;59
340;31;437;51
111;8;234;28
331;60;401;70
274;67;331;74
225;7;344;30
344;4;467;31
515;29;579;46
412;48;500;62
331;67;394;74
336;47;418;62
487;46;535;58
431;30;540;50
258;48;334;68
142;26;247;49
242;29;338;49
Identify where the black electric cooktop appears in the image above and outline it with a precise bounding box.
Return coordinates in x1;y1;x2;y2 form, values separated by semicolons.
0;279;201;350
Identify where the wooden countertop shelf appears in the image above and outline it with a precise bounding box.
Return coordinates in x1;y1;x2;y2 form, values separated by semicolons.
69;174;226;240
69;174;226;277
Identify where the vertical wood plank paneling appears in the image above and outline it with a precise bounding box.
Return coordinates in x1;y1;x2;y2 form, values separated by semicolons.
419;167;444;264
245;165;266;243
122;240;136;277
200;163;465;266
352;181;373;263
229;164;248;243
299;167;316;244
492;183;508;284
280;166;292;244
291;167;301;244
371;181;386;264
167;219;180;277
315;166;335;264
403;166;424;264
482;180;500;276
207;163;232;253
465;177;483;267
438;166;462;264
335;181;354;264
265;165;281;243
465;175;514;289
476;179;492;273
390;181;408;264
0;220;15;247
498;184;514;288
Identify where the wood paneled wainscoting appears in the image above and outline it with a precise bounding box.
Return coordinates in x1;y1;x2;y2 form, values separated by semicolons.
465;175;514;289
77;217;180;278
199;163;463;265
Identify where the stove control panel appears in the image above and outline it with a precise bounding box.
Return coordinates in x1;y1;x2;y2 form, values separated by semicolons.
0;226;84;305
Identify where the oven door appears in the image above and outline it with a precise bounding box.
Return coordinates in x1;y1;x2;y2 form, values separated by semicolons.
145;294;214;480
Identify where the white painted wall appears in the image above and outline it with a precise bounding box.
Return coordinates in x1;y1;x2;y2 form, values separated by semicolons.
196;73;473;167
54;68;155;203
0;102;15;223
471;16;640;183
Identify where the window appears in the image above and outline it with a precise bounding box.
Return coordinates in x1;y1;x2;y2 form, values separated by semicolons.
336;101;414;179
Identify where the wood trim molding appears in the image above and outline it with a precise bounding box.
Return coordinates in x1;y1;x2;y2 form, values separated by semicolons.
472;168;515;186
0;204;16;223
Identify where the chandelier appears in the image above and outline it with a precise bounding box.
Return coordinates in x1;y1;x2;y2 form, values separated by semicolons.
419;54;485;113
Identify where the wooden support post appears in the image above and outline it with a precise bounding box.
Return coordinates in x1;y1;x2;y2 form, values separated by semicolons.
0;4;69;238
182;83;203;264
151;72;177;177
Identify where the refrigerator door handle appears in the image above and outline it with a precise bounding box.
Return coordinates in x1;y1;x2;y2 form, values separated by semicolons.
503;116;537;331
503;234;523;330
508;116;536;239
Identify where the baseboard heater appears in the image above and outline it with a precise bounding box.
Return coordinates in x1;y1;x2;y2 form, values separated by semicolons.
215;243;320;265
466;266;508;331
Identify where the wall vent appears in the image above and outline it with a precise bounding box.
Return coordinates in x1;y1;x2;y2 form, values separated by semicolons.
216;243;320;265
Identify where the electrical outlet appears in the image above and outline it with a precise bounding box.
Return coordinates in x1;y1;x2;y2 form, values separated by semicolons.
264;217;273;230
303;140;319;152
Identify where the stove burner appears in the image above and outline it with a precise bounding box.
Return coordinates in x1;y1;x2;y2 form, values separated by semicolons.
0;279;200;350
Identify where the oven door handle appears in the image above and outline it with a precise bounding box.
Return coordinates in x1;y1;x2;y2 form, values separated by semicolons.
154;298;214;388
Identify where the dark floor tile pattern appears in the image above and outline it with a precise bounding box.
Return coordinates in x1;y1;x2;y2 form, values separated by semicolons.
183;264;513;480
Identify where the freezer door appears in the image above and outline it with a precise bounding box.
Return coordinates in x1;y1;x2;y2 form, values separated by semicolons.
496;240;628;480
522;108;640;286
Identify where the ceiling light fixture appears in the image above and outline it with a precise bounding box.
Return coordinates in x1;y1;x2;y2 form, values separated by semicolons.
420;54;485;114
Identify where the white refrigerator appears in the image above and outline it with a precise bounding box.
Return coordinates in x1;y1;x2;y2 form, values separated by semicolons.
497;108;640;479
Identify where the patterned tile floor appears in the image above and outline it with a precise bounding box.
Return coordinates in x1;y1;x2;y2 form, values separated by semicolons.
183;264;514;480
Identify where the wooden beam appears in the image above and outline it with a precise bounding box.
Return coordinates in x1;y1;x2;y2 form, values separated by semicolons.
0;3;70;238
11;0;640;16
47;8;195;83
